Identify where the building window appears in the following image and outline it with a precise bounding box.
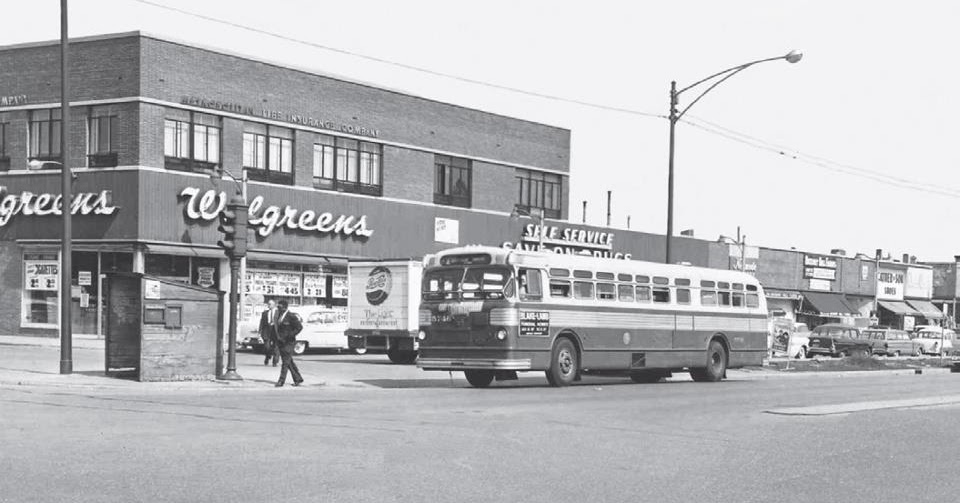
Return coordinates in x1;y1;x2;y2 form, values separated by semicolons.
434;155;471;207
243;122;293;184
164;111;221;172
22;253;60;327
312;134;382;195
88;115;118;167
29;109;61;162
517;168;561;219
0;120;9;171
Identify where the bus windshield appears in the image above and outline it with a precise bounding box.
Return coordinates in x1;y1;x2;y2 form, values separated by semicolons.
422;266;513;301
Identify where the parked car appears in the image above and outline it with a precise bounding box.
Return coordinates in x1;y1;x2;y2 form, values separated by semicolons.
806;323;872;358
790;323;810;359
861;328;921;357
913;328;956;356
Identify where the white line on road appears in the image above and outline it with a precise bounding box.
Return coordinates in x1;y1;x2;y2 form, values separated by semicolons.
765;394;960;416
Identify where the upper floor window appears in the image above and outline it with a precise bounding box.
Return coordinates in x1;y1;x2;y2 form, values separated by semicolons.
88;115;118;168
312;134;382;195
244;122;293;184
164;111;221;172
434;155;471;207
29;109;61;161
0;120;8;171
517;168;561;219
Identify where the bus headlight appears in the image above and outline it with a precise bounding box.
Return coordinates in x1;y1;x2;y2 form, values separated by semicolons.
417;330;427;341
496;328;508;341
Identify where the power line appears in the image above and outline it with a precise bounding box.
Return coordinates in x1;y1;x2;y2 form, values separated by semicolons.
681;117;960;199
129;0;664;118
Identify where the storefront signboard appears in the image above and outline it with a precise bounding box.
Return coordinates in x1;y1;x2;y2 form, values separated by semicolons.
804;255;838;269
0;190;118;227
877;267;905;300
179;187;373;239
808;278;832;291
905;266;932;299
245;269;302;296
180;96;382;138
502;225;632;259
78;271;92;286
804;267;836;280
434;217;459;244
25;261;58;290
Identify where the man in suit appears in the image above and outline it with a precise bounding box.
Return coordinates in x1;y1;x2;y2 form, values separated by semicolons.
258;299;280;366
274;300;304;387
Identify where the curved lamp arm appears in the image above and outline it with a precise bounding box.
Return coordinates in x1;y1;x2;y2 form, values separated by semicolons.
673;50;802;121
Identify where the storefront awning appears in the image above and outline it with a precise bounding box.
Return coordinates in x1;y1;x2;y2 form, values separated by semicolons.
144;244;226;259
765;289;803;301
878;300;922;316
803;291;860;316
245;251;348;266
905;299;945;319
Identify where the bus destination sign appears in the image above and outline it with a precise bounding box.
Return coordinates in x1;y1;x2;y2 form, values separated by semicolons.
519;311;550;337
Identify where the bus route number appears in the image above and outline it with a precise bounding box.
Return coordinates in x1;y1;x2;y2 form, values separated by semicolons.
520;311;550;337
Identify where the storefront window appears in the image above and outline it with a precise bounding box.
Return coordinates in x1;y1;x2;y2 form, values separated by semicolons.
146;254;190;284
22;253;59;326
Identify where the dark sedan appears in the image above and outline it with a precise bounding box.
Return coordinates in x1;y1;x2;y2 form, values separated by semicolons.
806;323;872;358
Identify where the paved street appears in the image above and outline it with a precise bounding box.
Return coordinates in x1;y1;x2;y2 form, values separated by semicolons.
1;344;959;503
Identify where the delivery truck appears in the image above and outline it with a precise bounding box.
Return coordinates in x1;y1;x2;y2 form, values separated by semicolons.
345;259;423;364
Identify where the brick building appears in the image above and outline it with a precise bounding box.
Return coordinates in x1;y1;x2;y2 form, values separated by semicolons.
0;32;727;339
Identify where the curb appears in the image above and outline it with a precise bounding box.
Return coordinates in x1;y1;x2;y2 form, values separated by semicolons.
733;367;953;380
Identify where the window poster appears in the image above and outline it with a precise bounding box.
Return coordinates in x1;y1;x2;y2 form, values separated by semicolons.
303;273;326;298
331;275;349;298
25;261;59;291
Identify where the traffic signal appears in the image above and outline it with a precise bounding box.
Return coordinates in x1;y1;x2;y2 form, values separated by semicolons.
217;194;249;258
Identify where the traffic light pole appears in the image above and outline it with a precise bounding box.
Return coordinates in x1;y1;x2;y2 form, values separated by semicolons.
220;255;242;381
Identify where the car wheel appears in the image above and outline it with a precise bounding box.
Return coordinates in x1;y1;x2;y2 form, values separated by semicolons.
837;350;847;358
293;341;307;355
894;350;901;358
354;347;368;355
795;346;807;359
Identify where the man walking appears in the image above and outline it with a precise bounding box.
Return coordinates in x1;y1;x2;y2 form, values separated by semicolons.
274;300;304;387
258;299;280;366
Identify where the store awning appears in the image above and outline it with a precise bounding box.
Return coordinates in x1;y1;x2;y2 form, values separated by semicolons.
803;291;860;316
878;300;922;316
905;299;945;319
245;251;348;266
145;244;225;259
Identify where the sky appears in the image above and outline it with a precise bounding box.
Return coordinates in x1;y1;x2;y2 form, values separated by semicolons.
3;0;960;261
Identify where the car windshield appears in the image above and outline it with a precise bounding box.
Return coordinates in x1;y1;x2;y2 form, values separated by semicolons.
917;330;943;338
813;327;847;338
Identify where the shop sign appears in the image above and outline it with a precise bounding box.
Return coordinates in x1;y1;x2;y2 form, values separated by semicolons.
181;96;381;138
302;273;326;298
804;254;838;269
804;267;836;280
501;225;632;259
0;190;118;227
245;269;301;296
765;290;803;301
434;217;459;244
25;261;58;291
808;278;832;291
78;271;92;286
905;267;932;299
877;267;905;300
179;187;374;239
0;94;27;107
196;267;216;288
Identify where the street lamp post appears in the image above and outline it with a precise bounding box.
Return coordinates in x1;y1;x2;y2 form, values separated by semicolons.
665;50;802;264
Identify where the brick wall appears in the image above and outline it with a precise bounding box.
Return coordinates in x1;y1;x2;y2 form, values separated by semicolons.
472;160;517;213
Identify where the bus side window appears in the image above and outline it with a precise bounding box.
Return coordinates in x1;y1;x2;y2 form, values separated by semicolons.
676;288;691;304
636;285;652;303
574;281;594;300
653;287;670;303
618;284;635;301
597;283;615;301
519;268;542;300
745;293;759;308
701;290;717;306
550;280;571;298
732;292;744;307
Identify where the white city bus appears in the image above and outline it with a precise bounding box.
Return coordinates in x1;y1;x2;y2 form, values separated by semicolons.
417;246;768;387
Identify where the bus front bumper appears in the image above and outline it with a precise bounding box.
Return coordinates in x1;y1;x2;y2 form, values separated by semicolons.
417;358;533;371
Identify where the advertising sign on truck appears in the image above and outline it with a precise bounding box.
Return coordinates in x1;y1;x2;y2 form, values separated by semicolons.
345;259;424;364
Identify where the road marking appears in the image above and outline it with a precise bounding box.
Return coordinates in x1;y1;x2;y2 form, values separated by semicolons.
765;394;960;416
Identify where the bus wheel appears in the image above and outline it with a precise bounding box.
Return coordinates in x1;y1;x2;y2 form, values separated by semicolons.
464;370;495;388
545;338;579;387
690;340;727;382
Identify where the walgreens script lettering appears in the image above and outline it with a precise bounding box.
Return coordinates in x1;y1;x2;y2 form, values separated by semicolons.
179;187;374;238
